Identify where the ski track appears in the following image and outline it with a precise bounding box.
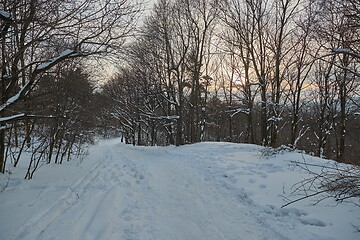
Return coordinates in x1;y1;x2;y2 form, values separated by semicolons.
10;142;155;240
6;140;342;240
10;148;111;240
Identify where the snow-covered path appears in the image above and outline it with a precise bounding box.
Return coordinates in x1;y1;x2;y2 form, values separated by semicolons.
0;139;359;240
122;145;284;240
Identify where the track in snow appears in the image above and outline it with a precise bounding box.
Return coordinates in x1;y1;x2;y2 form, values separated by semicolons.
4;139;347;240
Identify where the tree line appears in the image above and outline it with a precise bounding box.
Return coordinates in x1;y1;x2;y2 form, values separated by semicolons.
0;0;359;179
99;0;360;165
0;0;140;178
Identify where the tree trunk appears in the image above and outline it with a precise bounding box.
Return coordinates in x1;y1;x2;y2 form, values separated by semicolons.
260;82;268;146
0;129;5;173
337;66;348;162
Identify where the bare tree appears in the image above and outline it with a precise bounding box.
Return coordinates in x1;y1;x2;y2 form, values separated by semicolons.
178;0;219;143
286;0;319;148
311;0;360;162
222;0;283;146
0;0;140;173
145;0;191;145
267;0;301;147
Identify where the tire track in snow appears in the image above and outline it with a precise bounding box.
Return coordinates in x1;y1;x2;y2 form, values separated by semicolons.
8;142;314;239
9;146;115;240
69;185;123;240
10;142;153;240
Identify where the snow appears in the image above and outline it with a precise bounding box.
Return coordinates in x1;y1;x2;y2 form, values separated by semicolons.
227;108;250;117
0;113;25;123
0;50;78;113
268;116;283;122
0;139;359;240
35;50;76;71
148;115;180;120
0;10;11;20
0;80;31;114
333;48;360;59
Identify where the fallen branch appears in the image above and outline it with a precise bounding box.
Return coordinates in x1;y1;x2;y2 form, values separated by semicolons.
282;155;360;208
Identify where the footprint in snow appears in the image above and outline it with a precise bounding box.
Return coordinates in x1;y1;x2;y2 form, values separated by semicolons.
249;179;256;184
120;209;134;222
120;180;131;188
259;172;268;179
300;218;327;227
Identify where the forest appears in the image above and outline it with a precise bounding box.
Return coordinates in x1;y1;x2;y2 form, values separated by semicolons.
0;0;359;178
100;0;360;165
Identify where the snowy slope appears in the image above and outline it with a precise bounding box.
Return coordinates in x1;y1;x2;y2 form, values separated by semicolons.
0;138;359;240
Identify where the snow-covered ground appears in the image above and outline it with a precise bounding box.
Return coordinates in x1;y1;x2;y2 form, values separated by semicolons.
0;138;359;240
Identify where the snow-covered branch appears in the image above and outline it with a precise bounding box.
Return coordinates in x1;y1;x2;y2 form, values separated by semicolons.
226;108;250;118
267;116;283;123
0;114;26;123
292;126;310;149
146;115;180;120
0;10;12;21
0;113;63;124
332;48;360;59
0;82;30;113
0;50;78;114
34;50;78;73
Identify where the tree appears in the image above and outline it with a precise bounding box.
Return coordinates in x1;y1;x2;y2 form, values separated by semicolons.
311;0;360;162
221;0;304;147
22;65;96;178
95;0;360;166
0;0;140;174
220;0;270;145
268;0;301;147
178;0;219;143
286;0;319;148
